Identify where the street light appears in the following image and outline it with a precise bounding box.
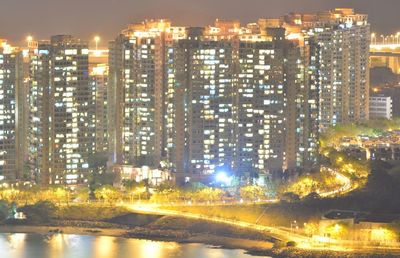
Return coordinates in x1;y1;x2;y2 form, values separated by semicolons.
371;33;376;45
291;220;298;233
94;36;100;51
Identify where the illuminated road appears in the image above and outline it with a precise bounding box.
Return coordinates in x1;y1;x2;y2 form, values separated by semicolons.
318;167;354;198
125;203;400;253
121;167;367;252
125;203;309;244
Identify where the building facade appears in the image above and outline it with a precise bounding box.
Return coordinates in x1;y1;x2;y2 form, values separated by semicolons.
0;40;25;182
108;20;186;168
90;64;109;153
369;95;392;119
29;35;94;185
109;21;306;182
107;9;370;183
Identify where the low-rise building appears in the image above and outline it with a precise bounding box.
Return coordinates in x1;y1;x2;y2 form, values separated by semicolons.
369;95;393;119
112;165;174;187
318;210;400;245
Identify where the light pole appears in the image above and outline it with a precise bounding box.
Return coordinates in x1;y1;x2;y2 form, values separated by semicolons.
94;36;100;51
26;35;33;49
290;220;298;233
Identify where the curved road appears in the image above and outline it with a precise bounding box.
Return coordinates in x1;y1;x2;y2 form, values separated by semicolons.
123;166;372;252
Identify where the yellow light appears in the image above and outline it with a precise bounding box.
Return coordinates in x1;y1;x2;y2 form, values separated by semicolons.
93;236;116;258
371;228;396;242
91;65;107;76
287;33;301;40
333;224;341;233
26;36;33;42
94;36;100;42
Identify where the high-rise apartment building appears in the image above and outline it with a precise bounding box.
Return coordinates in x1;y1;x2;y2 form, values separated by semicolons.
260;8;370;165
282;8;370;128
90;64;108;153
108;21;305;181
29;35;94;185
0;40;25;182
163;24;304;182
108;20;186;167
108;8;370;183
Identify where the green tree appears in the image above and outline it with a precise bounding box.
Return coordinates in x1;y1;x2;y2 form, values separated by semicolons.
94;186;122;205
51;187;70;205
194;188;224;203
240;185;265;201
75;187;90;203
88;152;115;198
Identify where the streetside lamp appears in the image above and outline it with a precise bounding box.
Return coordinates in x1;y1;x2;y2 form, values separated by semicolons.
94;36;100;51
371;33;376;45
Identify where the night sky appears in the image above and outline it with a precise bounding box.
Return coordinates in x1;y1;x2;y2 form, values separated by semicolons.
1;0;398;46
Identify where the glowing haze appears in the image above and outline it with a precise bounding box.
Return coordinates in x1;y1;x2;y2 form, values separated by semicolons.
0;0;398;45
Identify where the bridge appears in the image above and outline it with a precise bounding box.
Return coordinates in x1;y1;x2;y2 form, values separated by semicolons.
370;44;400;73
370;44;400;56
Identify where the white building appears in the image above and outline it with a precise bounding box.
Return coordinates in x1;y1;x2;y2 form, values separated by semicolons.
369;95;392;119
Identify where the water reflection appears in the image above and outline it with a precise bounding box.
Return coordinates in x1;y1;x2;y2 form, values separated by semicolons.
0;233;270;258
94;236;121;258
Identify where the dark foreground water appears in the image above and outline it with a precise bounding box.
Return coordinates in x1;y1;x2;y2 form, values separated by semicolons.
0;233;271;258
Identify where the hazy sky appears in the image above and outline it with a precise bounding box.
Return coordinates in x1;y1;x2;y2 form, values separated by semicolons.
1;0;398;46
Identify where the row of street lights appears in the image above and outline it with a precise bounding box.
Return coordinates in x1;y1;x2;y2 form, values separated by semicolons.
371;32;400;45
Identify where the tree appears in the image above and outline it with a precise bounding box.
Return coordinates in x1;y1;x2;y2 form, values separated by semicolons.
75;187;90;203
0;189;22;203
22;162;32;181
122;179;139;191
154;180;175;191
122;180;149;202
151;188;184;203
51;187;70;205
240;185;265;201
280;192;300;203
94;186;122;205
194;188;224;203
88;152;115;198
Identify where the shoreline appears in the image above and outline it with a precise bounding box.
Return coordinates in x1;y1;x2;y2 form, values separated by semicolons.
2;225;400;257
0;225;275;257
